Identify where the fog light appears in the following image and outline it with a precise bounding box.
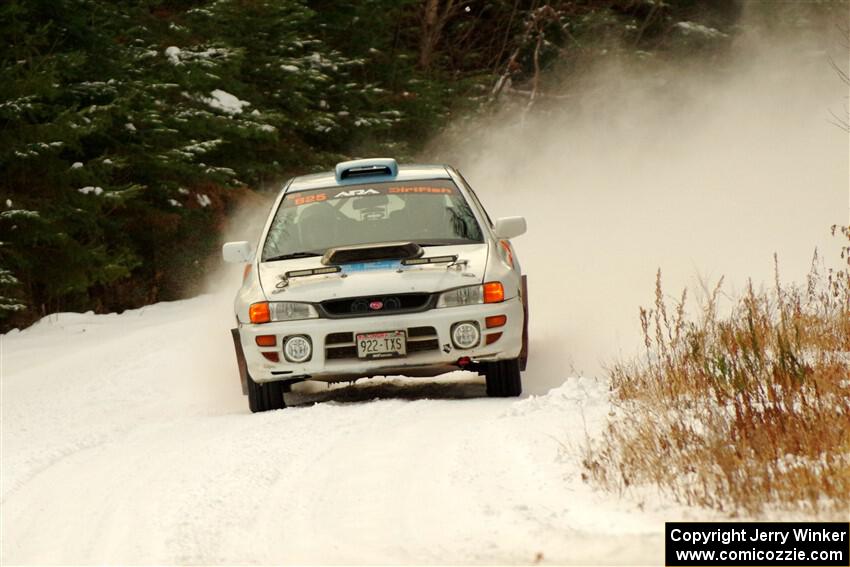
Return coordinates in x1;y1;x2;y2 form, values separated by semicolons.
283;335;312;363
451;322;480;349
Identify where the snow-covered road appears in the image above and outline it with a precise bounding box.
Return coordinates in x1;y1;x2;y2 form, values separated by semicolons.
1;294;673;564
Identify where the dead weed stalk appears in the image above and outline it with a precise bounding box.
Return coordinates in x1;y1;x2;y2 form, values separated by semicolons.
584;225;850;515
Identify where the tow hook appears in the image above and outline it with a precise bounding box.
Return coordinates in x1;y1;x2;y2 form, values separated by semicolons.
456;356;482;372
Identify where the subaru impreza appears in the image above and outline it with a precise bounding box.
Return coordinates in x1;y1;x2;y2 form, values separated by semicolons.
223;158;528;412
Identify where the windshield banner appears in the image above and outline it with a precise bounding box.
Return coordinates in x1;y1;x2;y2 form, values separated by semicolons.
282;180;458;208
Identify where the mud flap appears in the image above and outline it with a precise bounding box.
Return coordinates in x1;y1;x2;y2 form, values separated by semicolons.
231;328;249;395
520;275;529;371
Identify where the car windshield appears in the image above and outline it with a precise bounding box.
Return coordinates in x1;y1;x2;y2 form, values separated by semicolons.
262;179;484;261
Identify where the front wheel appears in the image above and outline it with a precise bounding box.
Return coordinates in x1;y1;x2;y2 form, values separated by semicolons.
484;358;522;397
247;374;286;412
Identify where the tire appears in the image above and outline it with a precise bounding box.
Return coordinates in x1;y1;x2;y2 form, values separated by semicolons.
247;374;286;413
484;358;522;397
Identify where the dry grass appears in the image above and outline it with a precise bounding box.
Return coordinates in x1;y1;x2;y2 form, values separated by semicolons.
584;225;850;515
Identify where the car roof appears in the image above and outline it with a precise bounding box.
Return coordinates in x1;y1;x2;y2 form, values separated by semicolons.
287;161;452;192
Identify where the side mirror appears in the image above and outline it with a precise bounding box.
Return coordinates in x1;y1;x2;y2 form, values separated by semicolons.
222;241;253;263
493;216;527;239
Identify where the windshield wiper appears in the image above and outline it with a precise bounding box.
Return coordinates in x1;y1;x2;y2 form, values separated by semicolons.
264;251;322;262
414;242;452;247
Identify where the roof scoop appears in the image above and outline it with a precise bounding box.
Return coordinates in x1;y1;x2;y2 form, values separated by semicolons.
334;158;398;181
322;241;423;265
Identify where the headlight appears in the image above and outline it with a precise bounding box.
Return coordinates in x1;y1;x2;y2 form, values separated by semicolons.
437;285;483;308
437;282;505;308
283;335;312;362
249;301;318;323
270;302;318;321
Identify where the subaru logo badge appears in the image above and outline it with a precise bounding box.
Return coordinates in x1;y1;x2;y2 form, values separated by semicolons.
369;300;383;310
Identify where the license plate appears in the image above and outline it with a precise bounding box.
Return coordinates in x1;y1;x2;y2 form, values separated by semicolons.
356;330;406;359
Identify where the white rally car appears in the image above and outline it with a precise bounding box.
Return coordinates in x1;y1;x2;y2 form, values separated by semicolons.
223;158;528;412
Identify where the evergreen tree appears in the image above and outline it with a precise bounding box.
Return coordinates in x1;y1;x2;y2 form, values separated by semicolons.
0;0;737;330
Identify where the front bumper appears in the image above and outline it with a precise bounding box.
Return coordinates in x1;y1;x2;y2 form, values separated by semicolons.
237;297;524;383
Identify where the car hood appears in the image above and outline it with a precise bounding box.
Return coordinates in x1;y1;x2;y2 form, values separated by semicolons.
257;243;489;302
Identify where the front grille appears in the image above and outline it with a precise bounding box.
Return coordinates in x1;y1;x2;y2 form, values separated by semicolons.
320;293;434;318
324;326;440;361
407;326;436;338
408;339;439;353
326;332;353;345
326;345;358;359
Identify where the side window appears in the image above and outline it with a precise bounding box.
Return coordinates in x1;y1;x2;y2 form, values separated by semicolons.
457;172;494;228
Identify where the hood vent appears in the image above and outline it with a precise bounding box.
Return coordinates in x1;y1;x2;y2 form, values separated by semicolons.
322;241;423;265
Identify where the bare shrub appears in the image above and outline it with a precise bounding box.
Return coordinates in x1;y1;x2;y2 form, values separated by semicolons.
585;226;850;515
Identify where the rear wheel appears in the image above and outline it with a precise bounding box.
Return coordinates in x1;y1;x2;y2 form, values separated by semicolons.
247;374;286;412
484;358;522;397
